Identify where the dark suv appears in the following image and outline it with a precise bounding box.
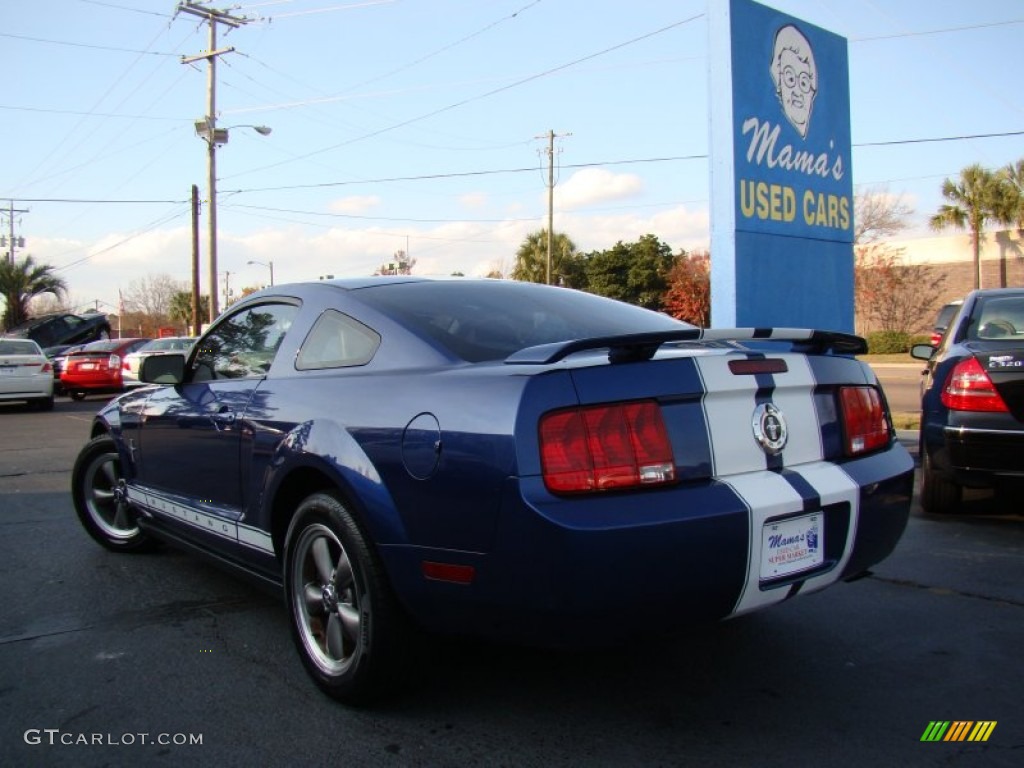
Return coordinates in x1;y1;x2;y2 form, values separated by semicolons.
930;301;963;346
4;312;112;348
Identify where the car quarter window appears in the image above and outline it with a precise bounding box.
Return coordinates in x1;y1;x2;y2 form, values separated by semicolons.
192;303;299;381
295;310;380;370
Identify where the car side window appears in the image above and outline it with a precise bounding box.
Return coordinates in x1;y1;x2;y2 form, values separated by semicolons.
296;310;380;370
192;303;298;381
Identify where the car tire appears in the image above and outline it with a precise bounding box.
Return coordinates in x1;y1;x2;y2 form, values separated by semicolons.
919;448;962;515
70;391;86;401
72;435;156;553
284;492;410;705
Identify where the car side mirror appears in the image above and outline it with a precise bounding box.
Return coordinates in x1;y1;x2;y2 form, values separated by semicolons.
140;353;186;385
910;344;935;362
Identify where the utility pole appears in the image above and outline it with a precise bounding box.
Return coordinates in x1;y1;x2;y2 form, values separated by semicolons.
190;185;202;335
536;131;571;284
222;270;233;310
177;2;251;322
1;201;29;265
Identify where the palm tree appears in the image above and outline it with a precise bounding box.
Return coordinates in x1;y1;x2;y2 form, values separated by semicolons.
512;229;580;285
929;164;999;290
0;255;68;330
993;158;1024;234
168;290;209;335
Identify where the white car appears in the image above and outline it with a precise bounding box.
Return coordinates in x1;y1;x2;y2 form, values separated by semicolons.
0;338;55;410
121;337;197;387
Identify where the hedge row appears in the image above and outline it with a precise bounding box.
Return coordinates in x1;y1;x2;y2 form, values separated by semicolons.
864;331;931;354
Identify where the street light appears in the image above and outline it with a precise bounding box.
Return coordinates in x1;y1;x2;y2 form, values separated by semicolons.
248;259;274;286
195;121;272;321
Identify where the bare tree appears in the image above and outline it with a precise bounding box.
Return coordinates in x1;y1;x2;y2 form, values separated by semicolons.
122;274;187;320
852;188;945;334
855;244;946;333
854;187;914;244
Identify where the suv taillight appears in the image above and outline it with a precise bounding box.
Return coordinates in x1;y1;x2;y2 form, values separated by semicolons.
539;400;675;494
941;357;1009;412
839;386;889;456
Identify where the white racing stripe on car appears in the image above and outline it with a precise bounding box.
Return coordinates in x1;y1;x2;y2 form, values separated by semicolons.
787;462;860;597
126;486;275;554
726;462;861;616
694;353;822;477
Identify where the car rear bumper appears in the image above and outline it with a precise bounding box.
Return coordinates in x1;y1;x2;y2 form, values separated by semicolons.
0;378;53;399
382;445;914;645
943;425;1024;478
61;374;122;391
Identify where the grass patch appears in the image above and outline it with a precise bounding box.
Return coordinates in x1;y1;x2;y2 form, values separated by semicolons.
891;412;921;431
858;353;921;365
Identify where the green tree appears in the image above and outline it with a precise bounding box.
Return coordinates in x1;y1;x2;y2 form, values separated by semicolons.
0;255;68;330
930;164;1000;290
512;229;582;286
583;234;675;310
169;290;210;335
993;159;1024;231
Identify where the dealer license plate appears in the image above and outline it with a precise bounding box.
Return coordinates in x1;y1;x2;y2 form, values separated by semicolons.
0;366;15;375
760;513;823;580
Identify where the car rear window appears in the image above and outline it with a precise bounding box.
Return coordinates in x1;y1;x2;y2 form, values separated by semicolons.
0;340;41;355
969;295;1024;340
354;281;691;363
77;341;122;354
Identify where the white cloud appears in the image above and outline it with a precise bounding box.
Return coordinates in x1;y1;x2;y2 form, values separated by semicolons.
328;195;381;214
555;168;644;210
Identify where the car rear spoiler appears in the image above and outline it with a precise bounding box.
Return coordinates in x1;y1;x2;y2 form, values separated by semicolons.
504;328;867;365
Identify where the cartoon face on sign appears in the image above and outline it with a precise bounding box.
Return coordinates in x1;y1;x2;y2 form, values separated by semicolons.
770;24;817;138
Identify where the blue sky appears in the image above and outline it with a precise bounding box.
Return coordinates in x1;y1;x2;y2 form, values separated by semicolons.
2;0;1022;315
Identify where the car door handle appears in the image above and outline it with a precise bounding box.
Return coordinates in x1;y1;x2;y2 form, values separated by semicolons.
212;407;236;426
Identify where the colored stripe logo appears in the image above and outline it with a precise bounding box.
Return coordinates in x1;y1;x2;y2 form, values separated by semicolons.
921;721;997;742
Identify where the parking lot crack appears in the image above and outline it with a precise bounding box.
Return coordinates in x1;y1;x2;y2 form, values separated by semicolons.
870;575;1024;609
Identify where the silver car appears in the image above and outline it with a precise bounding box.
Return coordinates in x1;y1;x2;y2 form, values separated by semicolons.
121;337;197;387
0;338;55;410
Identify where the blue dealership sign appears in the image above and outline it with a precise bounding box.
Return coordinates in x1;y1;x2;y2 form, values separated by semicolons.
709;0;854;331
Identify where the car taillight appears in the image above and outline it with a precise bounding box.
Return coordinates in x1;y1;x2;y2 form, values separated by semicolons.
839;386;889;456
941;357;1009;413
41;361;53;374
539;400;676;494
108;354;121;370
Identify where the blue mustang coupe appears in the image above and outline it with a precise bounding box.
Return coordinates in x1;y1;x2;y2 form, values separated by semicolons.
71;278;914;704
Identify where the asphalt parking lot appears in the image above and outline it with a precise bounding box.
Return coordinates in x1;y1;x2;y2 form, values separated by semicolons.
0;395;1021;767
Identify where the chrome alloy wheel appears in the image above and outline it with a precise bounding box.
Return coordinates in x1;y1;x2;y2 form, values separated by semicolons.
80;449;139;541
290;523;364;675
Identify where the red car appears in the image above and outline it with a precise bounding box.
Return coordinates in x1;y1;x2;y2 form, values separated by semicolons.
61;338;151;400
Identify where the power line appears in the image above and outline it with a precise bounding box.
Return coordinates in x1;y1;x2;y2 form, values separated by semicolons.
853;18;1024;42
7;126;1023;205
222;13;705;180
0;31;177;56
